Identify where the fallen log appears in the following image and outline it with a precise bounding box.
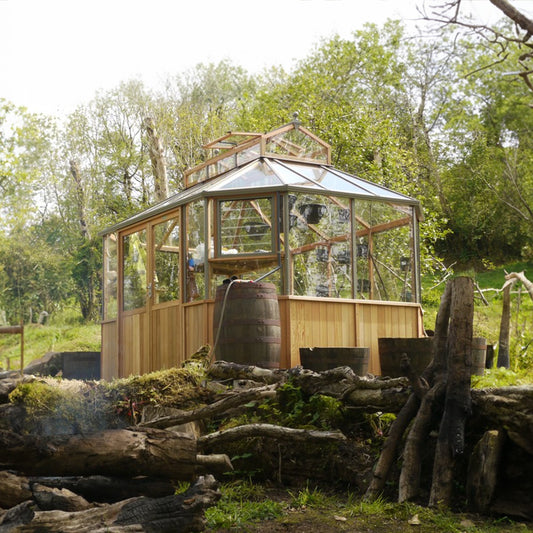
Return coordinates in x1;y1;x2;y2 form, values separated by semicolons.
28;474;176;504
466;430;506;513
0;475;220;533
471;386;533;455
0;471;32;508
31;483;91;512
208;360;287;384
0;428;230;480
198;423;346;450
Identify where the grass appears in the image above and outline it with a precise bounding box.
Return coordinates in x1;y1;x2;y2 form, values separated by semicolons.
422;260;533;380
205;480;284;529
205;482;532;532
0;306;101;371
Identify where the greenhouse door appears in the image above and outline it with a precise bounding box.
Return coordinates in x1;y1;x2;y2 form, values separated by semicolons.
119;225;151;377
118;213;183;377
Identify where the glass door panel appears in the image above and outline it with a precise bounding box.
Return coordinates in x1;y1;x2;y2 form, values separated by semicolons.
123;229;147;311
153;217;180;304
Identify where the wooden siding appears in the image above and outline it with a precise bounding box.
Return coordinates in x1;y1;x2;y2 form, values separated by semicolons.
120;312;149;377
101;297;424;380
355;301;422;374
151;303;183;371
184;301;215;358
101;320;118;380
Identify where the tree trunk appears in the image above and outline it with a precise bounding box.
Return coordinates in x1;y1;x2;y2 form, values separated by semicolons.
0;428;205;480
144;117;169;201
429;277;473;507
26;474;176;504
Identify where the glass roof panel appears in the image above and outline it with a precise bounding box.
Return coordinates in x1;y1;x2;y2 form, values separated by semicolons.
210;160;283;191
266;160;326;188
277;162;363;193
329;167;412;201
265;128;328;161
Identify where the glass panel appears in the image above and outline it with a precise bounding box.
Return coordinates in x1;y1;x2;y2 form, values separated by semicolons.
215;161;282;190
153;215;180;304
268;160;324;187
103;233;118;319
123;229;147;311
332;168;411;200
219;197;274;255
209;263;282;297
265;129;328;161
287;163;368;193
186;200;205;301
354;201;413;301
237;144;261;165
288;193;352;298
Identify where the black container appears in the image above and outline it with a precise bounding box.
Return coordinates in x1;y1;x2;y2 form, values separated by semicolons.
62;352;101;380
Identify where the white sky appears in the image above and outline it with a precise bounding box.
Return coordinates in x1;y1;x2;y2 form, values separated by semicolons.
0;0;527;117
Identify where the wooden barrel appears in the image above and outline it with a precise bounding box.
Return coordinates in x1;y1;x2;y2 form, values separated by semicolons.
213;281;281;369
378;337;433;378
299;347;369;376
472;337;487;376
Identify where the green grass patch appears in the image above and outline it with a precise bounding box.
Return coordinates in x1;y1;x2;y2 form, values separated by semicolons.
0;308;101;371
205;480;284;529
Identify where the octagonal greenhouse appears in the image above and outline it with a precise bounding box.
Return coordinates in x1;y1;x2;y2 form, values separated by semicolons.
100;119;425;379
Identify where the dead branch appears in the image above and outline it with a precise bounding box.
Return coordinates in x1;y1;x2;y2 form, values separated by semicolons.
138;385;277;429
198;423;346;450
505;271;533;301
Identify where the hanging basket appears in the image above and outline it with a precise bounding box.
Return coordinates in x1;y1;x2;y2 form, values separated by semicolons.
356;243;369;258
299;203;327;224
335;250;350;264
316;248;329;262
338;208;350;223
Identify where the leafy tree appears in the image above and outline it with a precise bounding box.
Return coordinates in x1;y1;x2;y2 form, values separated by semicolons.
0;100;58;231
155;60;257;190
433;21;533;265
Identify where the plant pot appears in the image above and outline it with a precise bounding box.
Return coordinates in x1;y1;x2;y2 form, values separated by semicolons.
378;337;433;377
299;203;327;224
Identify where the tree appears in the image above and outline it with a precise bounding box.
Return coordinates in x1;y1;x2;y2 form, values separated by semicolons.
420;0;533;98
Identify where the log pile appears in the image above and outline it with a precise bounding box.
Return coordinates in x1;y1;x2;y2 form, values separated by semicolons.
0;276;532;530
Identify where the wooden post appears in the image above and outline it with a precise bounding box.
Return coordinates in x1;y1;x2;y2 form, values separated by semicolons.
0;324;24;374
497;280;515;368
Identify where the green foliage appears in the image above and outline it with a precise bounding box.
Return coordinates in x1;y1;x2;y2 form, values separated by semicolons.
205;480;283;529
471;367;530;389
288;483;333;509
70;237;102;321
257;382;343;430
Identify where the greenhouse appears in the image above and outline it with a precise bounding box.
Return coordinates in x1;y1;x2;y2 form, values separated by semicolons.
100;119;424;379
